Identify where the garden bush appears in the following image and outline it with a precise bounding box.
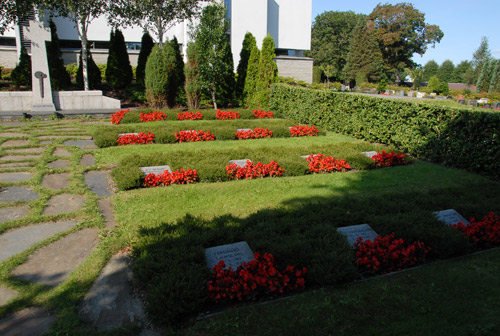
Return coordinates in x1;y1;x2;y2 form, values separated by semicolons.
269;84;500;179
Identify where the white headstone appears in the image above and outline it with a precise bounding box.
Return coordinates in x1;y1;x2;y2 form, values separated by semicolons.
337;224;379;247
23;21;56;112
118;133;139;137
362;151;378;159
205;241;254;270
433;209;470;226
237;128;252;132
229;159;251;168
140;165;172;176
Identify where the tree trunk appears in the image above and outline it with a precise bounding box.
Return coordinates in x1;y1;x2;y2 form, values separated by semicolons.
75;17;89;91
211;88;217;109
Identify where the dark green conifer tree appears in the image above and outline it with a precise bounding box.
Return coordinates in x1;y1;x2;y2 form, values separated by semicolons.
243;44;260;106
236;32;256;102
76;49;101;89
11;45;31;88
136;32;154;88
167;36;185;108
259;34;278;88
47;19;71;90
184;42;202;109
488;59;500;93
105;29;133;89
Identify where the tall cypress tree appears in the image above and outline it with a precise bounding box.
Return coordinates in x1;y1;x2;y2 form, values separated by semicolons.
76;48;101;90
47;19;71;90
167;36;185;108
488;59;500;93
217;35;235;106
136;32;154;88
259;34;278;88
185;42;201;109
106;29;133;89
11;45;31;89
236;32;256;102
476;59;494;92
243;44;260;107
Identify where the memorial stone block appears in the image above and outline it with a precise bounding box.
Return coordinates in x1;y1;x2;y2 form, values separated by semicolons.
362;151;378;159
229;159;251;168
458;99;466;105
468;100;478;107
494;102;500;109
483;103;491;109
337;224;379;247
140;165;172;176
205;241;254;270
433;209;470;226
118;133;139;137
237;128;252;132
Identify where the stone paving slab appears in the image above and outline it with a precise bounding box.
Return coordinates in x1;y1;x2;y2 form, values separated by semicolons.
0;206;30;223
0;133;29;137
63;140;97;150
0;220;78;262
0;172;32;182
0;122;26;127
42;173;70;190
80;253;145;330
53;147;71;157
0;140;30;147
43;194;85;216
0;186;39;203
39;140;52;145
85;171;112;197
12;228;99;287
0;162;33;169
5;147;45;154
0;155;41;162
0;285;18;306
98;198;117;230
80;154;95;167
0;307;56;336
47;159;69;169
39;135;92;140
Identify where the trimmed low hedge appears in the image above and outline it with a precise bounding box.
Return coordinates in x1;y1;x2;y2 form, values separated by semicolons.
269;84;500;180
94;119;325;148
110;142;390;190
118;108;283;124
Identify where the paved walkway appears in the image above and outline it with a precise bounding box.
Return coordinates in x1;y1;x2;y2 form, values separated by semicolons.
0;118;157;335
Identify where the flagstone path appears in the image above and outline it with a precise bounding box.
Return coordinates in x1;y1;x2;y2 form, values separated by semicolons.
0;119;157;335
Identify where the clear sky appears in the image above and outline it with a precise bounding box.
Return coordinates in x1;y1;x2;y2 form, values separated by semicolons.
312;0;500;67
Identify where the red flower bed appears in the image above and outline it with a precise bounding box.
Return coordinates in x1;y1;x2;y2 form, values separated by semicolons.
140;111;167;122
306;153;351;173
354;233;430;275
144;169;199;187
117;132;155;145
177;111;204;120
372;151;407;167
451;212;500;249
207;252;307;303
290;125;319;137
235;128;273;140
216;109;240;120
111;108;130;125
175;130;215;143
253;109;274;119
226;160;284;180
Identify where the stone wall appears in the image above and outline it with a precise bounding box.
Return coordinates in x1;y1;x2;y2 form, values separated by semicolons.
0;47;19;68
275;56;313;84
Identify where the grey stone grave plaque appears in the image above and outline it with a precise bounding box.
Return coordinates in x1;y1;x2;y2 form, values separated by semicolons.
140;165;172;176
494;102;500;109
484;103;491;109
458;99;466;105
205;241;254;270
436;96;447;100
229;159;251;168
433;209;470;226
397;90;405;97
468;99;478;107
337;224;379;247
237;128;252;132
118;133;139;137
362;151;378;158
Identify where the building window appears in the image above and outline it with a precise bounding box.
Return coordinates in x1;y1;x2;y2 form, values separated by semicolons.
0;37;16;47
224;0;231;21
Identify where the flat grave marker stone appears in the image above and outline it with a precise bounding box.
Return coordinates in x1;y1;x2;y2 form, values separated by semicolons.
236;128;252;132
205;241;254;270
483;103;491;109
458;99;466;105
229;159;251;168
118;133;139;137
140;165;172;175
494;102;500;109
433;209;470;226
468;99;478;107
362;151;378;159
337;224;379;247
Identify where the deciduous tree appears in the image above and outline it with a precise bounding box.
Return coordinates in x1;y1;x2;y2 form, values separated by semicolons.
422;60;439;82
437;60;455;84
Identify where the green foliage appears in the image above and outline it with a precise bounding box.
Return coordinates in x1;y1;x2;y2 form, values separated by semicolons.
185;42;202;109
422;60;439;82
47;19;71;90
469;37;492;85
11;45;31;88
236;32;257;102
144;44;175;108
344;19;384;84
476;59;494;93
76;50;101;89
166;37;185;107
376;79;386;92
136;33;154;88
65;63;78;79
437;60;455;84
309;11;366;81
243;44;261;106
269;84;500;179
428;75;440;92
438;82;450;96
259;34;278;88
489;59;500;93
105;29;133;89
312;66;322;84
453;60;472;83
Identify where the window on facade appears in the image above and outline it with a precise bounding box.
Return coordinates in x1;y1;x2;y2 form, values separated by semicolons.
0;37;16;47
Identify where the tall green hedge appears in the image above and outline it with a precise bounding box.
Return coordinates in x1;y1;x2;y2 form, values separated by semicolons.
269;84;500;179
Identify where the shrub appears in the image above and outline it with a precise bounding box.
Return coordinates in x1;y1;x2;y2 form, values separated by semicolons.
290;125;319;137
372;151;407;167
140;111;166;122
145;44;175;108
177;111;203;120
111;109;130;125
11;46;31;88
144;169;199;187
136;33;154;88
306;154;351;173
226;161;284;180
76;50;101;89
47;19;71;90
253;110;274;119
106;29;133;89
235;128;273;140
175;130;215;143
216;110;240;120
167;37;185;108
452;212;500;249
185;42;202;109
117;132;155;145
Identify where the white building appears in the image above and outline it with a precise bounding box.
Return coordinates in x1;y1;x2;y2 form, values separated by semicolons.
0;0;313;83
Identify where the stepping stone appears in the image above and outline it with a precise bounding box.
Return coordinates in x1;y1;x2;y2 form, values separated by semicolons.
42;173;70;190
54;128;81;132
47;159;69;169
0;122;25;127
40;140;52;145
53;147;72;157
0;133;28;137
98;198;117;230
80;154;95;167
41;135;92;140
0;172;32;182
0;140;30;147
0;155;41;162
80;253;145;330
0;285;17;306
85;171;112;197
0;162;32;169
0;220;78;262
12;228;99;286
0;206;30;223
0;307;56;336
0;186;39;203
43;194;85;216
63;140;97;150
5;147;45;154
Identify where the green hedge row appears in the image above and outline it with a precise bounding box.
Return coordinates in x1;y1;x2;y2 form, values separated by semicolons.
94;119;320;148
119;108;283;124
111;142;387;190
269;84;500;179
